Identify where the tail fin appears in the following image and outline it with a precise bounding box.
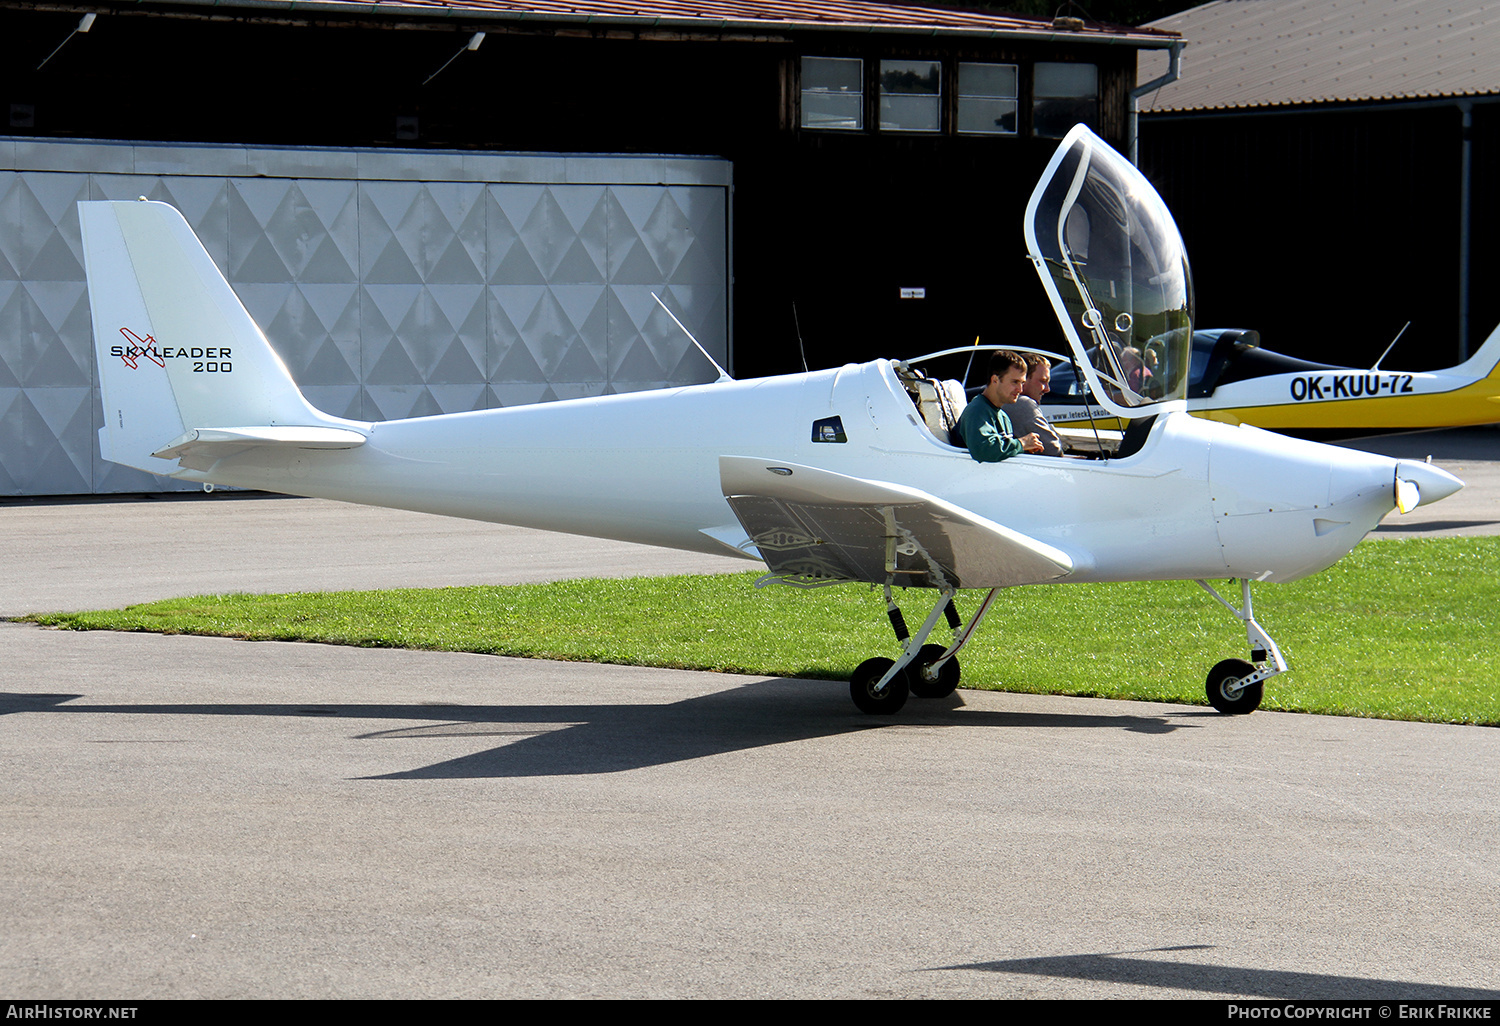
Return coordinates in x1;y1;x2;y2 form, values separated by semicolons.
1451;320;1500;382
80;200;359;476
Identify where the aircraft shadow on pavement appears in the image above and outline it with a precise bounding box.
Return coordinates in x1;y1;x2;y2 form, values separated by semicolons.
0;682;1194;778
938;946;1500;1000
1373;519;1500;533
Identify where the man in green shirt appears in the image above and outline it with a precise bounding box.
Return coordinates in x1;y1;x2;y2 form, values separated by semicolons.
957;350;1045;462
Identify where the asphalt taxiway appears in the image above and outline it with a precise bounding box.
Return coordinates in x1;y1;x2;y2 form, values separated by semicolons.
2;428;1496;999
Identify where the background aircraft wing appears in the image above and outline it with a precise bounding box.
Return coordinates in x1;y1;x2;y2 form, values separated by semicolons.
719;456;1073;589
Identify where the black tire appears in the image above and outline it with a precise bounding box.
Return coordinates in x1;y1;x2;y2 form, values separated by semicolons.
909;644;960;699
1206;658;1263;714
850;657;910;715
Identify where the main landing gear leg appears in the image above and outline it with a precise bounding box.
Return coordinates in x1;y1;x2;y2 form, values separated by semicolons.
1195;578;1288;715
849;586;1001;715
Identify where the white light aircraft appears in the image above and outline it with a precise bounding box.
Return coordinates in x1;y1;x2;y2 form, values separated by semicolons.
78;127;1464;716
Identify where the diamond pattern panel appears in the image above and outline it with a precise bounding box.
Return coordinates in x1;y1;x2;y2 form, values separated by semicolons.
0;154;728;495
0;171;100;495
484;183;727;402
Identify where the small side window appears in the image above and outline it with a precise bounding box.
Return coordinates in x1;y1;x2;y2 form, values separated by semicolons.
802;57;864;130
1033;62;1098;139
812;416;847;443
879;59;941;133
957;63;1018;136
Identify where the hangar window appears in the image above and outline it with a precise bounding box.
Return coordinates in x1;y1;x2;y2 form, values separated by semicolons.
1033;62;1098;138
957;62;1018;135
879;59;941;132
801;57;864;130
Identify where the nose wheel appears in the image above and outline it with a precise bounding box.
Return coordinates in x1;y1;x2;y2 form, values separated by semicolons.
1196;579;1286;715
1205;658;1263;714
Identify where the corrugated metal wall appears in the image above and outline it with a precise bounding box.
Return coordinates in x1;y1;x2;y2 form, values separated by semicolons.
0;139;730;495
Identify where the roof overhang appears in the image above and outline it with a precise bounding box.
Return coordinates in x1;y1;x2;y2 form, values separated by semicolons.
14;0;1182;47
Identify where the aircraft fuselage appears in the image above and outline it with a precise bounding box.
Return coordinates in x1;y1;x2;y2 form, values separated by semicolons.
175;359;1446;588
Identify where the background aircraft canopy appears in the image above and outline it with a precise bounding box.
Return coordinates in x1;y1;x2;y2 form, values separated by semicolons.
1025;126;1193;420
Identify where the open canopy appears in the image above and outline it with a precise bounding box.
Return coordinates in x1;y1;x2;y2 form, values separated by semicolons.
1024;125;1194;420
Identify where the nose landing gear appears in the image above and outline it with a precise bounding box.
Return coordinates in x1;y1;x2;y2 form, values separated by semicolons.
1196;578;1286;715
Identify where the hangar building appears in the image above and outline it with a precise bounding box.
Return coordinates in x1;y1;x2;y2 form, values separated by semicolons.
1138;0;1500;370
2;0;1178;494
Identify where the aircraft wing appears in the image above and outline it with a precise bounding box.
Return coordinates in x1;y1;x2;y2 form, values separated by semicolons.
719;456;1073;589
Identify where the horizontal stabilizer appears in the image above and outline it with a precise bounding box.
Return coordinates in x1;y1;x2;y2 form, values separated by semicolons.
153;426;368;465
719;456;1073;589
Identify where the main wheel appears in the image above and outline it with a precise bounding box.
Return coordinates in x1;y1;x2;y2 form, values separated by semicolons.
850;657;910;715
909;644;960;699
1206;658;1263;714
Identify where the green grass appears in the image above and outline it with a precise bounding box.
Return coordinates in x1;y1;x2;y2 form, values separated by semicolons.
25;537;1500;725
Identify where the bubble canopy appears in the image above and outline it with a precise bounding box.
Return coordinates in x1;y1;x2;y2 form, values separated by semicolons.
1024;125;1193;420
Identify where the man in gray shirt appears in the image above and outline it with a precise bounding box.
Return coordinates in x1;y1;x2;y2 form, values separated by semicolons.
1002;354;1064;457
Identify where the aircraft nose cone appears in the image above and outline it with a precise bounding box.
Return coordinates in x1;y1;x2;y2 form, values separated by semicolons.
1395;460;1464;510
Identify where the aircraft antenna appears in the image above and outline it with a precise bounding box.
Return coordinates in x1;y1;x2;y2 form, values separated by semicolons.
1372;321;1411;371
792;303;810;374
652;292;733;383
961;336;981;388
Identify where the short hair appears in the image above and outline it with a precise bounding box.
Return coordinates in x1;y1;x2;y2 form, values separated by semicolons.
987;349;1026;382
1022;353;1051;375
